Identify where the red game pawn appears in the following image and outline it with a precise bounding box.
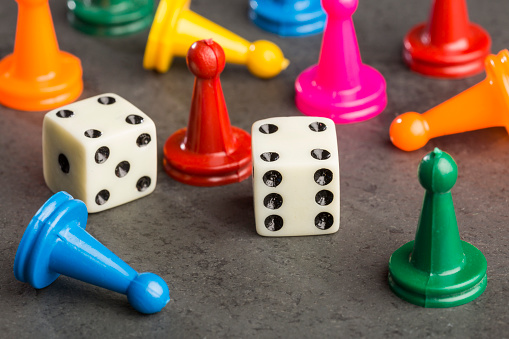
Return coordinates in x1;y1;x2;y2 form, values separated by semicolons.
403;0;491;78
163;40;252;186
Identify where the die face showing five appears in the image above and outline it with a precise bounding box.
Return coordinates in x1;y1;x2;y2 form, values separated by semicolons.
43;93;157;213
252;117;340;237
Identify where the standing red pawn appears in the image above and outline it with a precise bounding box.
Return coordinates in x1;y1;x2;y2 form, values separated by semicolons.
403;0;491;78
163;39;252;186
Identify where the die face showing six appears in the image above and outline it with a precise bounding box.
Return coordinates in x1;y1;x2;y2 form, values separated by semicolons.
252;117;340;237
43;93;157;213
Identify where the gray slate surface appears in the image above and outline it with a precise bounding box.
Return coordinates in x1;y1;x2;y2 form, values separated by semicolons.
0;0;508;337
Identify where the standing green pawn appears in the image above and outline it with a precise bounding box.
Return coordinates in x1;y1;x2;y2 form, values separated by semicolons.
67;0;154;37
388;148;487;307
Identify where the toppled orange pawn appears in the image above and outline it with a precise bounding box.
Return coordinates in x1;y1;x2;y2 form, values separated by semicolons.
143;0;288;79
0;0;83;111
390;49;509;151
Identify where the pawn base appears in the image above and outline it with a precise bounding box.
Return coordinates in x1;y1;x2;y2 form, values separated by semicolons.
163;127;252;186
143;0;188;72
0;53;83;111
248;0;325;37
388;240;487;308
14;192;88;289
67;0;154;37
295;64;387;124
403;23;491;78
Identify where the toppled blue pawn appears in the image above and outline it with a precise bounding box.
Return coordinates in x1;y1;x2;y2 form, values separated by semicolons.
14;191;170;314
249;0;326;37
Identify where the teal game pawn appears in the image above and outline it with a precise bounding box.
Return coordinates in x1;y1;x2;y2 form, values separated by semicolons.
67;0;154;36
388;148;487;307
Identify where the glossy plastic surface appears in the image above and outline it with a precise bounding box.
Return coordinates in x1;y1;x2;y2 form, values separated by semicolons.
67;0;154;37
388;149;487;308
13;191;170;314
143;0;289;79
294;0;387;124
248;0;326;37
0;0;83;111
390;49;509;152
164;40;252;186
403;0;491;78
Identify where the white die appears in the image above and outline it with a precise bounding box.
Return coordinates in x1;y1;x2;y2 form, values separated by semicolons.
43;93;157;213
252;117;340;237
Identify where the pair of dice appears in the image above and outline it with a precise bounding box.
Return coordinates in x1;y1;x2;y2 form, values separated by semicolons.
43;94;340;237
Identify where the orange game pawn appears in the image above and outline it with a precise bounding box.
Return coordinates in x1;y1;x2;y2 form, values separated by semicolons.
163;40;252;186
0;0;83;111
390;49;509;152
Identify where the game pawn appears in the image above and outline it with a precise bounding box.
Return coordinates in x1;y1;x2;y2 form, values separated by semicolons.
163;39;252;186
390;49;509;152
295;0;387;124
67;0;154;36
388;148;487;307
143;0;289;79
403;0;491;78
14;191;170;314
249;0;326;37
0;0;83;111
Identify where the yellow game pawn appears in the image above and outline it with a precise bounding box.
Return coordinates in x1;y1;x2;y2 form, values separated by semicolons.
143;0;289;79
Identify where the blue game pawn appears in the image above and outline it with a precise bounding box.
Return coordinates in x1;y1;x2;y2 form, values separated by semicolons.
249;0;326;37
14;192;170;314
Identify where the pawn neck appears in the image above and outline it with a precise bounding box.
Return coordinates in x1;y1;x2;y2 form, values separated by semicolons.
315;11;361;91
426;0;471;47
13;0;61;81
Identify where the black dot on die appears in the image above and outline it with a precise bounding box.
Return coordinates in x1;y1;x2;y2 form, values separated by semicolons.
95;146;110;164
315;212;334;230
137;176;151;192
58;154;70;173
259;124;278;134
309;122;327;132
314;168;333;186
311;149;331;160
264;215;283;231
315;190;334;206
84;129;102;138
126;115;144;125
260;152;279;162
97;96;116;105
263;193;283;209
262;170;282;187
136;133;151;147
115;161;130;178
95;190;110;205
56;110;74;118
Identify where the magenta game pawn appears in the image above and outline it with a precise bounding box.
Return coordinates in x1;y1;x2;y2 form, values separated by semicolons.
295;0;387;124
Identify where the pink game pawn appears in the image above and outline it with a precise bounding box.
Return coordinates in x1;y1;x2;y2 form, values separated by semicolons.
295;0;387;124
163;39;252;186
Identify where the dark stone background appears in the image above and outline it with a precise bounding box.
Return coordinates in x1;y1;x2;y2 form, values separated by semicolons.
0;0;507;337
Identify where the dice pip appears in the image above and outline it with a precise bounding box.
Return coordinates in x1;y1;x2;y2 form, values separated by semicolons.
252;117;340;237
43;93;157;213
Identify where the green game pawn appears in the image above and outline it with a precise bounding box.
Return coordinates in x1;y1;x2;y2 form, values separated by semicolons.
388;148;487;307
67;0;154;37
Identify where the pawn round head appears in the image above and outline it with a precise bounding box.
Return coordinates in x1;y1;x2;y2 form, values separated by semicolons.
187;39;226;79
321;0;358;18
418;148;457;193
390;112;430;152
126;272;170;314
247;40;289;79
